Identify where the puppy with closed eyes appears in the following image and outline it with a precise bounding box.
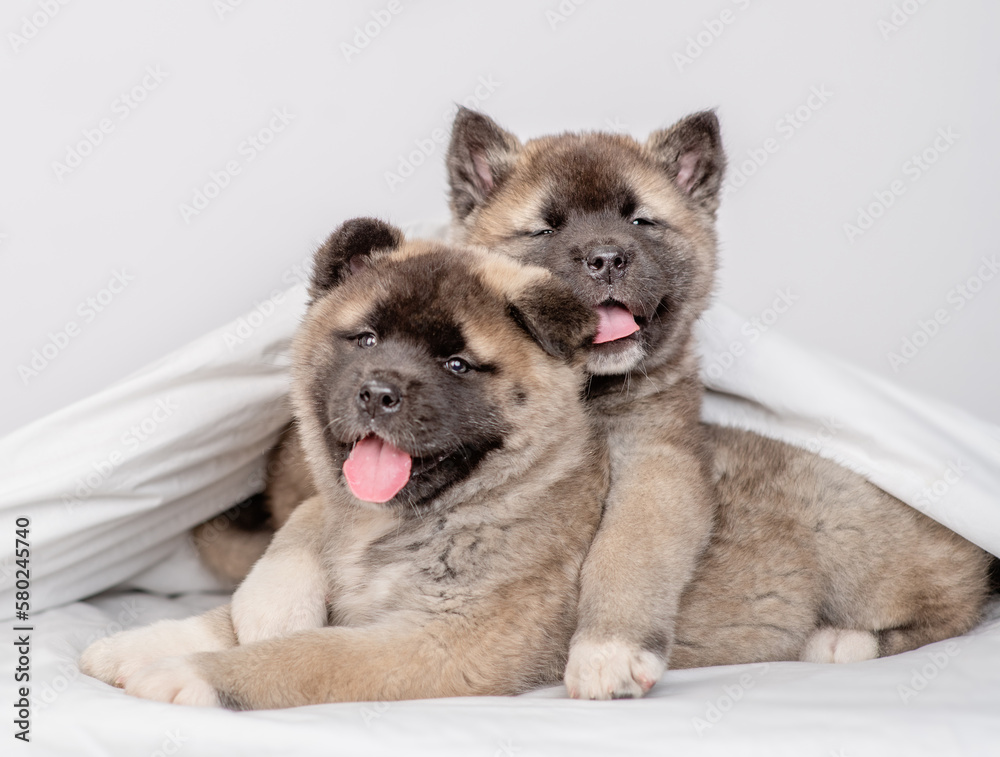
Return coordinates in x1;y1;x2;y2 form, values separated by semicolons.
444;107;991;696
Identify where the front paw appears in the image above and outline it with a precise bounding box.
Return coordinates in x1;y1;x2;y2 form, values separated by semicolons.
80;622;185;688
565;638;665;700
125;656;220;707
80;612;230;689
801;628;878;664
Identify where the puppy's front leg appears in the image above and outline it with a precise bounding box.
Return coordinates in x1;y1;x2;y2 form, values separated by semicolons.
566;440;714;699
126;621;497;708
230;495;330;644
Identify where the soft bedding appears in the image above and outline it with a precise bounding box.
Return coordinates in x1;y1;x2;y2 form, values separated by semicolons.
2;262;999;755
21;591;1000;756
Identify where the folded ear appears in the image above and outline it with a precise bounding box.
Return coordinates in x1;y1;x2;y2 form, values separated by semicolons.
447;107;522;221
508;278;597;361
645;110;726;215
310;217;403;299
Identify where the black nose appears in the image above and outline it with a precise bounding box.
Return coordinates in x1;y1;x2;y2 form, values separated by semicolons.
358;379;402;417
586;246;629;282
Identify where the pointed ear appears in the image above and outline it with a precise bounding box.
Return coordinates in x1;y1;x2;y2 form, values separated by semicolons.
508;278;597;361
310;217;403;299
645;110;726;215
447;107;522;221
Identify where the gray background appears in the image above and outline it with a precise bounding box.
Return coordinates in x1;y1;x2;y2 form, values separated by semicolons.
2;0;998;437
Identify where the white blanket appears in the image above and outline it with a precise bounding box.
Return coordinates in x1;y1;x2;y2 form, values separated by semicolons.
1;279;999;755
22;591;1000;756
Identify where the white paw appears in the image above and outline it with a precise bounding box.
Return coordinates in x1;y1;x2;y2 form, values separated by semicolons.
232;549;327;644
79;622;187;688
565;639;665;699
125;656;220;707
80;615;230;688
801;628;878;664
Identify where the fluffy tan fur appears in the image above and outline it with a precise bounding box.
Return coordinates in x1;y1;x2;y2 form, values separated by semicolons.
444;108;990;698
81;225;610;708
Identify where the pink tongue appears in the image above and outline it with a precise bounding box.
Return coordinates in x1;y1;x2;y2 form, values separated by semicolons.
343;436;412;503
594;305;640;344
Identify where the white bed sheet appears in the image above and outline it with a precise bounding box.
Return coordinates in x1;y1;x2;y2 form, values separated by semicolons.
19;591;1000;756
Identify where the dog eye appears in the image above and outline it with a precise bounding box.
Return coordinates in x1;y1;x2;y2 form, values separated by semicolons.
444;357;471;374
529;229;554;237
357;333;378;348
632;218;655;227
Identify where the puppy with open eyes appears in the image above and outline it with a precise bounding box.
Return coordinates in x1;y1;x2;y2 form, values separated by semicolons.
80;218;609;708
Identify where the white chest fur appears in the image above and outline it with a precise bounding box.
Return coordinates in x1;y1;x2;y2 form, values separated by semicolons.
326;508;416;626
